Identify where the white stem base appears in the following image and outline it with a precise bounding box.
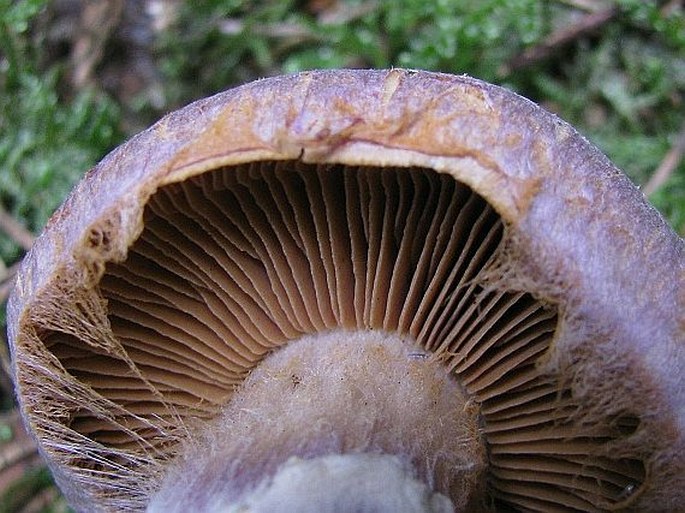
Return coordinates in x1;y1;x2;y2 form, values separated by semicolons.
220;453;453;513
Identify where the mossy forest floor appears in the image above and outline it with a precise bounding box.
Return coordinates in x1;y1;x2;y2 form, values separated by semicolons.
1;1;683;511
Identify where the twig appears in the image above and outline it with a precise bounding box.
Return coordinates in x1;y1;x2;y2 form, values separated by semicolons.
21;487;61;513
0;206;34;251
0;327;13;396
219;1;377;37
0;260;21;303
661;0;682;17
500;5;618;75
555;0;608;12
0;273;17;308
0;411;39;473
219;19;319;39
0;279;15;307
70;0;124;89
317;1;378;25
643;120;685;196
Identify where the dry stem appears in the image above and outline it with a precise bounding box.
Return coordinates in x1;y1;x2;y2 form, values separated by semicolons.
500;5;618;75
643;119;685;196
0;206;34;252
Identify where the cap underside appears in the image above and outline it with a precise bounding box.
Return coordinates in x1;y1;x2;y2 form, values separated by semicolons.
40;161;644;512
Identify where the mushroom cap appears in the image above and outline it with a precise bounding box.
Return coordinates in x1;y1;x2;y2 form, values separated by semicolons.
8;69;684;512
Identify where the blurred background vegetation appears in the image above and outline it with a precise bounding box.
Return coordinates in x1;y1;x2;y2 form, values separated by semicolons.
0;0;683;511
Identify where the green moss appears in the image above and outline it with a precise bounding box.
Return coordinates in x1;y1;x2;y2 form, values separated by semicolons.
0;0;122;266
0;0;682;509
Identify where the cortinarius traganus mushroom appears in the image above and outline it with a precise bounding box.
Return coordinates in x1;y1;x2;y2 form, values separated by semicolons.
7;69;684;512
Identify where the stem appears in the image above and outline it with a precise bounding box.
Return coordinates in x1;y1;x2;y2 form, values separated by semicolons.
148;330;488;512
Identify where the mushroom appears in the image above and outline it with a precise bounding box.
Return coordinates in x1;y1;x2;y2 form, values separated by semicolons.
7;69;684;512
